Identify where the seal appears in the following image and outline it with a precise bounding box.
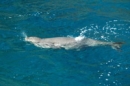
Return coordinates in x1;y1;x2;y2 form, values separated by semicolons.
25;36;124;51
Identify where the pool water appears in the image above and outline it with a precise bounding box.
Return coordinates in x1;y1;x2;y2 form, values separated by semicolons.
0;0;130;86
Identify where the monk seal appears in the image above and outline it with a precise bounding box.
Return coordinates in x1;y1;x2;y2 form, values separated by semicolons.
24;36;124;51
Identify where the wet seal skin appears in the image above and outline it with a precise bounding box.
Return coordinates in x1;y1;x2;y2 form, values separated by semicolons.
25;36;124;51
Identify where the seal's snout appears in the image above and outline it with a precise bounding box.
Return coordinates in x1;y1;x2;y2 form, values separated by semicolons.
25;37;40;43
24;37;28;41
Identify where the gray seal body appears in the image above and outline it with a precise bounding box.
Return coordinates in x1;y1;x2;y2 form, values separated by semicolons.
25;36;124;51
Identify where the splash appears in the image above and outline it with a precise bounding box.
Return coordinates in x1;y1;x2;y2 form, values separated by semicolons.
77;20;130;42
75;28;87;41
21;31;27;41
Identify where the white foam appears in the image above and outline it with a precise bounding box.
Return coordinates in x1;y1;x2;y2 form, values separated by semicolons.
75;36;85;41
74;28;86;41
78;20;130;42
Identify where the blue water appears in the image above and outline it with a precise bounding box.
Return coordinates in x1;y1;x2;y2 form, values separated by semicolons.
0;0;130;86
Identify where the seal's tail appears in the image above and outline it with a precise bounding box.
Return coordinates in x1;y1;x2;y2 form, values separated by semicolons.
111;42;124;51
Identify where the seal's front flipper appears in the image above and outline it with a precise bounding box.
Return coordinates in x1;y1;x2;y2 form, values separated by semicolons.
111;42;124;51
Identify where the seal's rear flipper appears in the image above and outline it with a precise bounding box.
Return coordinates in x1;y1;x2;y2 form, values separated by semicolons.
111;42;124;51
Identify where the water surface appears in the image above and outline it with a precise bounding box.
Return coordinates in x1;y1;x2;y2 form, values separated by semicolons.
0;0;130;86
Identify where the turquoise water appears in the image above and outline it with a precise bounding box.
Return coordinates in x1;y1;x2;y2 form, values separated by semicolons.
0;0;130;86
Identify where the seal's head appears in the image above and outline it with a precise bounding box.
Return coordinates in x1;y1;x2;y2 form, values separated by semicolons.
25;37;41;43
